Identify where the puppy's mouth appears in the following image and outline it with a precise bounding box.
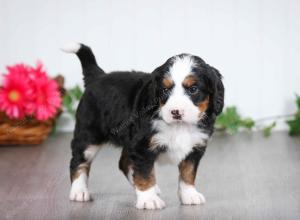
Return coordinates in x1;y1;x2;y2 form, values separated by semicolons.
165;116;186;124
172;115;182;120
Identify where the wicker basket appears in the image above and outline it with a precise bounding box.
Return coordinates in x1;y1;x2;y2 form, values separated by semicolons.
0;75;65;145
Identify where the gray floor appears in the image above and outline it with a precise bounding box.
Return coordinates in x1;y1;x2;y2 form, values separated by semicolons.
0;132;300;220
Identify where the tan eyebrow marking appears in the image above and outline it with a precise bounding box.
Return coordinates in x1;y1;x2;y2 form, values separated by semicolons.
182;75;197;87
162;78;174;88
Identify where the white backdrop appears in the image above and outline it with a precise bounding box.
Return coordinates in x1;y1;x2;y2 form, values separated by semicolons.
0;0;299;131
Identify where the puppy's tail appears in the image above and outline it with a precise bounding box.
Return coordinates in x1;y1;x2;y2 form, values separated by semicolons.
61;42;105;87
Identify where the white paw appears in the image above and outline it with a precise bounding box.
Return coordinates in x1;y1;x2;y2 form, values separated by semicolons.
136;194;166;210
135;187;166;210
154;184;161;195
69;188;91;202
178;185;206;205
69;173;91;202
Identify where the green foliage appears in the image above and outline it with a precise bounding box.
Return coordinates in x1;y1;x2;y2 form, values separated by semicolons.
215;106;255;135
240;118;255;129
69;85;83;100
286;95;300;136
296;95;300;109
63;85;83;118
262;122;276;137
216;95;300;137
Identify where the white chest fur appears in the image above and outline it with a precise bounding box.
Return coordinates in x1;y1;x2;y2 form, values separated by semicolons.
151;120;209;165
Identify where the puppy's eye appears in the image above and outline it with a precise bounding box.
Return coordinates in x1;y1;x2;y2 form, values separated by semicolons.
162;88;170;94
188;86;199;95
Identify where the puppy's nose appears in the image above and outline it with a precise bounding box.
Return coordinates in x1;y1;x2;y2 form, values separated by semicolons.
171;109;180;116
171;109;183;119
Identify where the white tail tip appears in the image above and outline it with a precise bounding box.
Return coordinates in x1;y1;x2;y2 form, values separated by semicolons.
61;42;81;53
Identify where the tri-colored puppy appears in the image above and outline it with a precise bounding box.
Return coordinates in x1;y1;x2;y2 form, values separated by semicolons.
62;43;224;210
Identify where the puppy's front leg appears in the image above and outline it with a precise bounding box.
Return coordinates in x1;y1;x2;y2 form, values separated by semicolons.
178;147;206;205
131;151;166;210
119;148;161;195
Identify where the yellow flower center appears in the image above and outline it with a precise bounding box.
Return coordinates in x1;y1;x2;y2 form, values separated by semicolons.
8;90;20;102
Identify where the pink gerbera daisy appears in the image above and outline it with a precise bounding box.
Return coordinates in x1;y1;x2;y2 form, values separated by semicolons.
0;64;33;119
29;66;61;121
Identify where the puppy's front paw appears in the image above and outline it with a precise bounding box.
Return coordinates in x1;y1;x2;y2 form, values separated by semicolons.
70;188;91;202
178;185;206;205
135;187;166;210
69;175;91;202
154;184;162;195
136;194;166;210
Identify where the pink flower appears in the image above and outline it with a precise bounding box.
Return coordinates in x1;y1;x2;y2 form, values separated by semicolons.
0;64;33;119
29;65;61;121
0;62;62;121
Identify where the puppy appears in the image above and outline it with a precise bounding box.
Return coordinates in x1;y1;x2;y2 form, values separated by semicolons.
62;43;224;210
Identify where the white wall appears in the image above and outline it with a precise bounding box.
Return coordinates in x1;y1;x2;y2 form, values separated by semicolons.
0;0;300;131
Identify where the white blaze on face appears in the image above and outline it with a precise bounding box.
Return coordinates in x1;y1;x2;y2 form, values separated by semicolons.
161;55;200;124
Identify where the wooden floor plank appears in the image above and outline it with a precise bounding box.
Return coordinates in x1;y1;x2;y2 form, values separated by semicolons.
0;132;300;220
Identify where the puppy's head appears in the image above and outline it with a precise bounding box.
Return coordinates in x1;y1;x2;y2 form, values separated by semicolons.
152;54;224;124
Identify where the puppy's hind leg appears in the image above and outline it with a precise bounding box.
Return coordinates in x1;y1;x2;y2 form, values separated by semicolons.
118;148;134;185
69;139;101;202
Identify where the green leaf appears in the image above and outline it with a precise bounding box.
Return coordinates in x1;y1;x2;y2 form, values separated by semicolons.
216;107;240;127
262;122;276;137
69;85;83;100
287;117;300;136
296;94;300;110
286;95;300;136
62;85;83;119
62;93;75;118
215;106;256;135
63;94;72;107
227;124;239;135
240;118;255;130
215;106;254;134
66;104;76;118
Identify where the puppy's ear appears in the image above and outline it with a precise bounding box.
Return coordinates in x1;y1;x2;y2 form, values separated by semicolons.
133;77;158;114
150;62;168;96
146;58;174;109
207;65;224;116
